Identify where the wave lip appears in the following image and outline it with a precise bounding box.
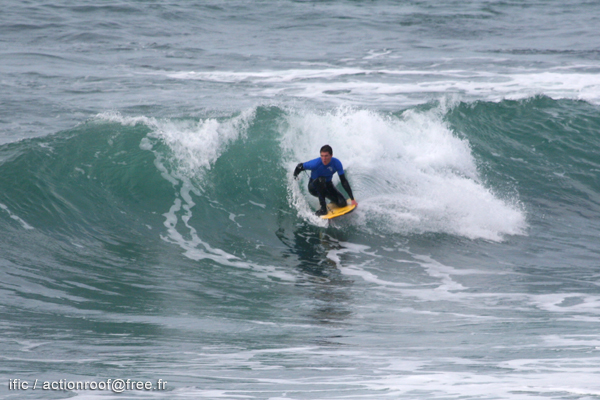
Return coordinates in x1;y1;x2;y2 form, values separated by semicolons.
96;109;256;179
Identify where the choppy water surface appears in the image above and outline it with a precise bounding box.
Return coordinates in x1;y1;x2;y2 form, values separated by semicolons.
2;1;600;399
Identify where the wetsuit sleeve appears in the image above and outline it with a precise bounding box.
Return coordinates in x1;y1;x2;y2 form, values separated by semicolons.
339;174;354;200
293;163;304;178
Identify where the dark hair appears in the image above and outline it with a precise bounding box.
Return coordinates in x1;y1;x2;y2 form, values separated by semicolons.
320;144;333;155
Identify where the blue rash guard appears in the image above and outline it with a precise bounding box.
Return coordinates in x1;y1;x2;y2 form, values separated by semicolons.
303;157;345;182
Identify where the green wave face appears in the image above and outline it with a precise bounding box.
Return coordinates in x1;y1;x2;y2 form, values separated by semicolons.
6;98;599;255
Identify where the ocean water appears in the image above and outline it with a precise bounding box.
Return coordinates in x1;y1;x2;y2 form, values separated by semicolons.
2;1;600;399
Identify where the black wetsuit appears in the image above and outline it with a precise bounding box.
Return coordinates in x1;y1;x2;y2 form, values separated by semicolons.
308;177;350;207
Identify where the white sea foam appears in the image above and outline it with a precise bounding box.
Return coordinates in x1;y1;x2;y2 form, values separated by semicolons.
162;66;600;106
288;175;329;228
0;202;34;230
153;154;296;283
96;109;256;179
530;293;600;317
280;105;527;241
71;348;600;400
333;248;600;324
166;68;367;84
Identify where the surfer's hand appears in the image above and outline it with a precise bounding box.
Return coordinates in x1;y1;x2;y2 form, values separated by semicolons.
293;163;304;180
351;199;358;207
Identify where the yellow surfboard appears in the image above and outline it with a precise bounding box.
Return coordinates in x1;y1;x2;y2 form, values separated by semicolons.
320;200;357;220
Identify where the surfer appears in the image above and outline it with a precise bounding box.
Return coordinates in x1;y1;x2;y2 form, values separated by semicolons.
293;145;358;216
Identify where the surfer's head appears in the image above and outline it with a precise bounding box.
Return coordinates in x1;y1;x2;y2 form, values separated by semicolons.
320;145;333;165
320;145;333;155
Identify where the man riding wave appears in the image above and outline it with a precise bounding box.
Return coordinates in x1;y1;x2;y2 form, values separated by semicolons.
293;145;358;216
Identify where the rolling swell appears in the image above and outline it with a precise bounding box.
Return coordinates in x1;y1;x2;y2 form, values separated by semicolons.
6;96;597;275
0;101;545;253
0;120;168;238
447;96;600;215
0;108;298;341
